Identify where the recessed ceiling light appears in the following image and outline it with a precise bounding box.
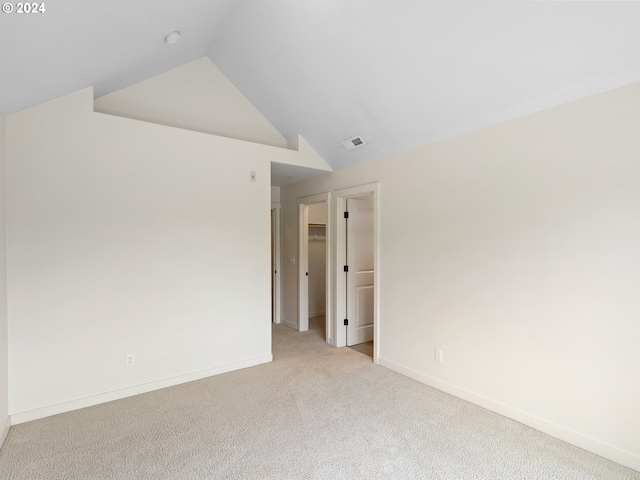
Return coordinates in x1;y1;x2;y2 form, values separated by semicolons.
164;31;182;45
341;135;366;151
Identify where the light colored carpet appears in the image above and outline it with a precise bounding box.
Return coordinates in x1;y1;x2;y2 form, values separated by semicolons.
1;319;638;479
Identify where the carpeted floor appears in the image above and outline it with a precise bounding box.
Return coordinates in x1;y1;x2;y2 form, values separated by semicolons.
0;318;638;479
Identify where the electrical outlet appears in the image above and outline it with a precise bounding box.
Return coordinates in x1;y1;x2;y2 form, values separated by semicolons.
435;349;443;362
126;353;135;367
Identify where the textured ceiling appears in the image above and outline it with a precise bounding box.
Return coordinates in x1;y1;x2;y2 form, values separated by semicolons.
3;1;640;176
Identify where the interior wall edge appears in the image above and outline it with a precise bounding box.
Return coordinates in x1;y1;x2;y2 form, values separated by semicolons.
0;107;7;451
377;357;640;473
0;416;8;449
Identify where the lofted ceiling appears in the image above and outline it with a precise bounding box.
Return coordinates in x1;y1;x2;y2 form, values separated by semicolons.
3;1;640;180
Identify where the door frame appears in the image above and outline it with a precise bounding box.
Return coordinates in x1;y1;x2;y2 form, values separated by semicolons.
297;193;331;340
271;203;281;324
333;183;379;363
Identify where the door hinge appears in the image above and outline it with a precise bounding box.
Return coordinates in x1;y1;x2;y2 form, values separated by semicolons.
344;319;349;326
344;211;349;219
344;265;348;272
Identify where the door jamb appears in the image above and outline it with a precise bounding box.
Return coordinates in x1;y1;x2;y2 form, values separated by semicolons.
297;193;331;341
333;183;379;363
271;203;281;324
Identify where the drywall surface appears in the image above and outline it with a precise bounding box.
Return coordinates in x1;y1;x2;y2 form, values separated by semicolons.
94;57;287;148
308;202;326;225
271;186;280;204
0;109;8;445
280;83;640;470
5;88;296;417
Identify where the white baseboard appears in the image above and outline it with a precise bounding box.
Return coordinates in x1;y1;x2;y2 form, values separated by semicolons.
10;354;273;426
309;310;326;318
0;415;10;449
377;357;640;473
280;317;298;330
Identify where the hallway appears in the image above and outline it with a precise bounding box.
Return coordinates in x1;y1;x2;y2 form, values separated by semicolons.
303;315;374;358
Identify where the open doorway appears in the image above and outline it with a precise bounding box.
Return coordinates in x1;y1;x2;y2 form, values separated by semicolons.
333;183;379;363
345;195;374;356
296;185;378;359
297;193;331;342
307;203;327;339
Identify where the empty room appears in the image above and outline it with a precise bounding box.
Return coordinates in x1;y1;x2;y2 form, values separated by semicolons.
0;1;639;478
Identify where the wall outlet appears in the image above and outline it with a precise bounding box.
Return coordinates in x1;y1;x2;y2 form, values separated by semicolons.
435;349;443;362
126;353;135;367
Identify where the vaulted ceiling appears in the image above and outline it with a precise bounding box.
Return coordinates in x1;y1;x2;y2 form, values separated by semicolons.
3;1;640;176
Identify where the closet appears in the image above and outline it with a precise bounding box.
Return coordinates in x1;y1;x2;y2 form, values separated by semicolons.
307;222;326;318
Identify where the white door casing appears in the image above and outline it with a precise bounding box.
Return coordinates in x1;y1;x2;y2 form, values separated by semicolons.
298;203;309;331
271;203;281;324
346;198;374;346
297;193;331;337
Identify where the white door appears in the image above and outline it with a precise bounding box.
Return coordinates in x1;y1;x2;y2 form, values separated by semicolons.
346;198;374;346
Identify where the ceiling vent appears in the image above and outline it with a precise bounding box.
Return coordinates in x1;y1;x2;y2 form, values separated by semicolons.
341;135;366;151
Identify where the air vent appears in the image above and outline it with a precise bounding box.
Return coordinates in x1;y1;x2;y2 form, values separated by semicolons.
341;135;366;151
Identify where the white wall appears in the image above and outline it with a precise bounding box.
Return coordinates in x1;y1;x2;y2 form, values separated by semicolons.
0;109;8;445
4;88;314;421
308;202;326;225
271;186;281;204
280;83;640;471
95;57;287;148
93;58;331;176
